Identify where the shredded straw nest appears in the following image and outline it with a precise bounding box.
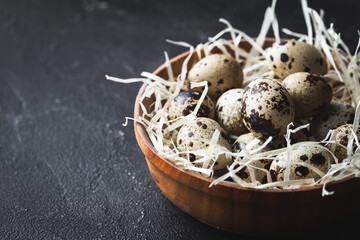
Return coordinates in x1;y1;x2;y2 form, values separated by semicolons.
107;0;360;196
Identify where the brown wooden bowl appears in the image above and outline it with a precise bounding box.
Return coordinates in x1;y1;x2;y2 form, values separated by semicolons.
134;38;360;236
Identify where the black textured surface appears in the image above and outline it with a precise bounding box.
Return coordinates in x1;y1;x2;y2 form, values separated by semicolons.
1;0;359;239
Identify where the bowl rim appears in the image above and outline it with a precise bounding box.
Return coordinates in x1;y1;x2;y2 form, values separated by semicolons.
134;37;356;194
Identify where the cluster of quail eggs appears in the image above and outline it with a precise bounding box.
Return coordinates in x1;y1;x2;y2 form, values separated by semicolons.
168;40;357;184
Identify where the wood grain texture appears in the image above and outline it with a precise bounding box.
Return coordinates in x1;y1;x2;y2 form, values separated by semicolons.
134;38;360;236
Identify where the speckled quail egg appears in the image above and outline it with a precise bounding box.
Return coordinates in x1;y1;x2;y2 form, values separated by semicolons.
168;90;215;120
327;124;360;162
324;75;350;103
176;117;232;170
282;72;332;118
310;102;355;141
232;133;273;184
215;88;248;136
270;144;334;182
241;77;295;138
188;54;243;101
163;129;178;144
267;40;328;79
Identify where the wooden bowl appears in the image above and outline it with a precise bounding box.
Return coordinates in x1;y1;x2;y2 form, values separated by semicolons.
134;38;360;236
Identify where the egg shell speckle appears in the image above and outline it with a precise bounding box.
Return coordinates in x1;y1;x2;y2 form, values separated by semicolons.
188;54;243;101
232;133;273;184
163;130;178;144
270;144;334;182
310;101;355;141
327;124;360;162
267;40;328;79
241;77;295;137
216;88;248;136
282;72;332;118
168;90;215;120
176;117;232;170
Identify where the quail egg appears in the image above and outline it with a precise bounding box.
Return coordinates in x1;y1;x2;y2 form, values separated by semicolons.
327;124;360;162
267;40;328;79
176;117;232;170
168;90;215;120
282;72;332;118
241;77;295;137
163;130;178;144
270;144;334;182
232;133;273;184
216;88;248;136
310;101;355;140
188;54;243;101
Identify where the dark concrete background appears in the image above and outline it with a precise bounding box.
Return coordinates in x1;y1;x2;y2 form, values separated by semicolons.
0;0;359;239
